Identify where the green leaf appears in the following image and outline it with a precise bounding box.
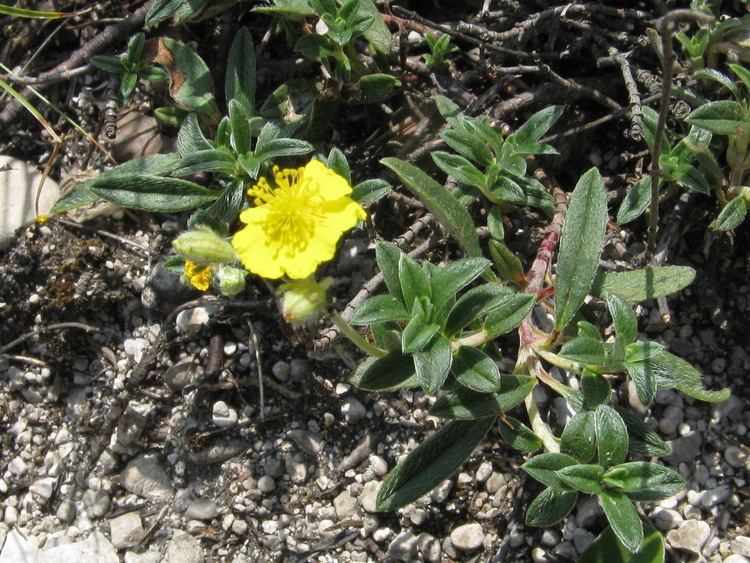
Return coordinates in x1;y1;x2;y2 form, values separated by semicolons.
358;0;392;53
591;266;696;302
606;293;637;362
430;375;535;419
526;487;578;527
325;147;350;182
614;406;671;457
146;0;188;26
628;349;730;403
375;241;404;305
559;337;606;366
452;346;502;393
577;321;601;341
90;55;126;75
513;105;564;144
253;0;315;16
188;180;244;232
414;335;452;395
556;464;604;494
225;27;256;117
50;184;98;214
352;178;390;204
600;491;644;553
672;163;710;194
686;100;748;135
603;462;685;501
254;138;313;161
171;149;237;176
381;158;483;257
399;253;431;311
488;240;525;284
487;207;505;240
624;351;658;407
402;314;440;354
177;113;212;156
120;72;138;98
442;129;493;166
595;405;628;468
294;33;337;60
522;452;578;489
497;416;543;452
228;100;252;156
89;175;216;212
127;32;145;64
555;167;608;331
431;151;486;190
617;175;653;224
483;293;536;338
711;196;748;231
345;74;400;105
430;258;491;316
349;352;419;391
376;417;494;511
582;370;611;409
161;37;217;115
351;295;410;325
561;411;597;463
444;284;513;335
694;68;741;100
578;522;664;563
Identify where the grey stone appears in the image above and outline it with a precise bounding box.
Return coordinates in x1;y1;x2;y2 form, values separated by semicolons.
289;359;308;380
541;529;559;547
165;531;203;563
417;533;441;563
120;455;172;500
0;528;39;562
212;401;238;428
29;477;56;502
725;446;748;469
39;531;117;563
175;306;216;334
271;361;290;382
287;429;324;455
110;512;145;550
387;531;418;561
164;360;195;391
123;338;148;364
56;500;76;523
573;528;595;553
431;479;453;503
475;462;493;483
117;406;148;446
359;480;381;513
486;472;506;494
263;457;284;478
666;431;703;464
124;550;162;563
285;452;309;484
531;547;551;563
341;396;367;422
450;523;484;551
7;456;27;476
701;486;731;508
369;455;388;477
0;155;60;250
89;489;111;518
576;495;603;528
334;490;358;518
257;475;275;494
731;536;750;557
667;520;711;555
185;498;218;521
652;508;683;531
725;555;750;563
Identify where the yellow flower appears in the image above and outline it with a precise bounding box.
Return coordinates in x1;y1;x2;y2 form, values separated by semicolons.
184;260;213;291
232;160;366;280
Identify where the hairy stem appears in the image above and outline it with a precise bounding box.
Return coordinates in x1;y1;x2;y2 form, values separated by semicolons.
329;312;388;358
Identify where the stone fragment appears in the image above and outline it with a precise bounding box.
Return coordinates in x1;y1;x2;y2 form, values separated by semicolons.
666;431;703;464
334;490;358;518
667;520;711;556
110;512;145;550
287;429;324;455
165;531;203;563
185;498;218;521
29;477;56;502
117;406;148;446
341;397;367;422
731;536;750;558
212;401;238;428
120;454;172;500
358;480;381;513
450;523;485;551
164;360;195;391
387;531;418;561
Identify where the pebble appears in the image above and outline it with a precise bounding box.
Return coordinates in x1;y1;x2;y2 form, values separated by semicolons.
271;361;290;382
369;455;388;477
431;479;453;503
163;360;194;391
667;431;703;464
185;498;218;521
123;338;148;363
725;446;748;468
261;519;278;535
29;477;56;502
667;520;711;555
56;500;76;523
730;536;750;557
387;531;418;561
450;523;484;551
701;486;731;508
263;457;284;479
117;406;148;446
652;508;684;531
573;528;595;553
110;512;145;549
358;480;381;513
289;359;308;380
725;555;750;563
212;401;238;428
418;533;442;563
4;506;18;525
120;454;173;500
231;519;248;536
257;476;276;494
541;529;559;547
165;531;203;563
531;547;551;563
88;489;111;518
287;429;324;455
575;495;603;528
341;396;367;422
8;456;28;475
658;406;684;435
486;472;506;494
334;490;358;518
475;462;493;483
285;452;309;484
175;306;216;334
373;528;393;543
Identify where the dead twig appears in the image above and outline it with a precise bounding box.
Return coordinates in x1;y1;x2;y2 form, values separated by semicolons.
0;322;98;355
247;320;265;421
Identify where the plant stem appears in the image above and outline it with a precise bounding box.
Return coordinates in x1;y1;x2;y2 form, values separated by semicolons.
329;311;388;358
451;330;489;351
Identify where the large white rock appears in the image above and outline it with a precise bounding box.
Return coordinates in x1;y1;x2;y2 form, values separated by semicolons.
0;155;60;249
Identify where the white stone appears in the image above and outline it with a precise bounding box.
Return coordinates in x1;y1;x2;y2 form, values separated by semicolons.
110;512;145;550
165;531;203;563
387;531;418;561
7;456;28;475
257;475;275;494
358;480;381;513
29;477;56;501
0;155;60;250
731;536;750;557
667;520;711;555
123;338;148;363
341;397;367;423
334;490;358;518
212;401;238;428
261;520;278;535
175;306;216;334
450;523;484;551
120;455;172;500
475;462;493;483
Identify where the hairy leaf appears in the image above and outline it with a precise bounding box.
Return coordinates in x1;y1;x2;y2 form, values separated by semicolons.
591;266;695;302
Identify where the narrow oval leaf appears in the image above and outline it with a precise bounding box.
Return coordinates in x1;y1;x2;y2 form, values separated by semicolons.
556;464;605;494
686;100;748;135
445;284;512;335
351;295;410;325
577;522;664;563
617;175;653;224
591;266;696;302
600;491;644;554
375;241;404;305
254;138;313;160
399;252;431;311
497;416;543;453
582;370;612;409
430;258;491;315
452;346;502;393
595;405;629;468
559;337;606;366
352;178;390;205
349;352;418;391
89;175;217;212
606;293;637;361
376;417;495;511
711;196;747;231
431;151;486;189
526;487;578;527
430;375;535;419
603;462;685;501
489;239;526;284
226;27;256;116
561;411;597;463
614;406;671;457
513;105;564;144
483;293;536;338
555;167;608;331
522;452;578;489
381;157;483;257
414;335;453;395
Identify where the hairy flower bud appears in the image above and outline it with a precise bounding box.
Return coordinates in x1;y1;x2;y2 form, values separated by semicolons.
278;277;333;325
173;227;238;266
218;265;247;297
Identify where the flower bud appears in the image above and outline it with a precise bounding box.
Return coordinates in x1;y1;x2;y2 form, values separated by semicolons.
278;277;332;325
218;265;247;297
173;227;238;266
